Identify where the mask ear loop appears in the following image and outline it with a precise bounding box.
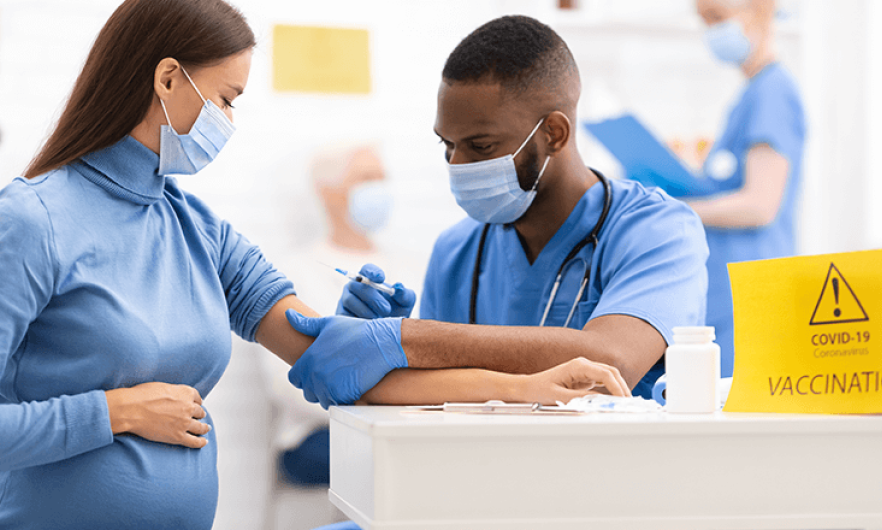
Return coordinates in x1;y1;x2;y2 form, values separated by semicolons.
180;65;207;104
513;117;551;192
159;99;177;135
530;156;551;191
513;117;546;158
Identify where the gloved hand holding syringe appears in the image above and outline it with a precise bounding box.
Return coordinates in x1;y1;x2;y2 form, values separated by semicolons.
323;262;417;318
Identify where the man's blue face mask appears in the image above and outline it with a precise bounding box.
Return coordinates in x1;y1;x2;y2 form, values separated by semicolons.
158;65;235;176
447;118;551;225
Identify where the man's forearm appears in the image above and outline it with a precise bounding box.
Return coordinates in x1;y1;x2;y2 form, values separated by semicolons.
399;315;662;388
401;319;589;372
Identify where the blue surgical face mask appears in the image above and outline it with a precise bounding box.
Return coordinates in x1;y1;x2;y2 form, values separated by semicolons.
448;118;550;224
348;181;393;234
704;19;752;66
158;66;235;175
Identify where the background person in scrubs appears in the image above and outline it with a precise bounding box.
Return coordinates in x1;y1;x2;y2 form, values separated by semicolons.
688;0;806;377
326;15;709;402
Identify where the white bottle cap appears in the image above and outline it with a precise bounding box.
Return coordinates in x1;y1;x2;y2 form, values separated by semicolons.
672;326;716;343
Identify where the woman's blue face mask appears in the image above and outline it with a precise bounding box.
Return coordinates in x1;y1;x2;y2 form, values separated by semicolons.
158;66;235;176
704;19;752;66
447;118;551;224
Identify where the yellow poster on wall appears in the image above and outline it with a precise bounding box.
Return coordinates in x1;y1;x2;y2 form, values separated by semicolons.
272;25;371;94
724;249;882;414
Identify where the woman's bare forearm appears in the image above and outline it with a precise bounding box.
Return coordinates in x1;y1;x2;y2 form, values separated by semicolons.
359;368;526;405
255;295;320;366
360;357;629;405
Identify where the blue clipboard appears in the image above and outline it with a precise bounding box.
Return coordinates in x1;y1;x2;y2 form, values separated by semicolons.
583;115;718;198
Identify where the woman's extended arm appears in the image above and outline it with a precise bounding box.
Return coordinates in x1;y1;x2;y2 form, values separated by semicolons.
359;358;628;405
254;298;630;405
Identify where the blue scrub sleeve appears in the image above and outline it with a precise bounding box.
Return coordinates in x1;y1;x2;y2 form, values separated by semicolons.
0;182;114;472
419;252;439;320
745;83;802;162
182;191;295;342
590;196;708;345
419;220;478;322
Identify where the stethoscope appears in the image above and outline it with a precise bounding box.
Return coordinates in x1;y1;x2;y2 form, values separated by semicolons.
469;170;612;327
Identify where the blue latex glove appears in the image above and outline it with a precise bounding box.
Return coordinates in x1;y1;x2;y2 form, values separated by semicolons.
286;309;408;408
336;263;416;319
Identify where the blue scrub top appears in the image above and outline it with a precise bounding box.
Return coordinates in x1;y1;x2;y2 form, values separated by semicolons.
420;178;709;398
701;63;806;377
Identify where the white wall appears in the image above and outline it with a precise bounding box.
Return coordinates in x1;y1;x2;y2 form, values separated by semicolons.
868;0;882;250
0;1;115;184
1;0;878;259
799;0;879;255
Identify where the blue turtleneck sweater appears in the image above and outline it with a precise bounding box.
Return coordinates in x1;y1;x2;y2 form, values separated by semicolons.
0;136;295;529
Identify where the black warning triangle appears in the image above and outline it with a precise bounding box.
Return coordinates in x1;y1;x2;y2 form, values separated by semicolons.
809;262;869;325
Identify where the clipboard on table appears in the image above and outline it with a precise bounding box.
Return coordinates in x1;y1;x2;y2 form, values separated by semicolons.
405;400;584;415
583;114;718;198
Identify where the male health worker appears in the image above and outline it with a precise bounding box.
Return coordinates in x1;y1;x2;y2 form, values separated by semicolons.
688;0;805;377
286;15;709;406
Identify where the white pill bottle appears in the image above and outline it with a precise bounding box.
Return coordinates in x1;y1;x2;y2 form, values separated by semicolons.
664;326;721;413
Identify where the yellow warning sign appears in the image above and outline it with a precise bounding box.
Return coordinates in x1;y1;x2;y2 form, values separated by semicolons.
724;249;882;414
809;263;869;325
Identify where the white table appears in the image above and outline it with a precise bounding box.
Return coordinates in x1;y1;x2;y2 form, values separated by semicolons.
328;406;882;530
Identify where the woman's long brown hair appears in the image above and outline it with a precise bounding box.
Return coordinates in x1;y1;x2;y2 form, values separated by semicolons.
23;0;255;179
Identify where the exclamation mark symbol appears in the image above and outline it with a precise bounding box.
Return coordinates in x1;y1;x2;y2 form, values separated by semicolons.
832;277;841;317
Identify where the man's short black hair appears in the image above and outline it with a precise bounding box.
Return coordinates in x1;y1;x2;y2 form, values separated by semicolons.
442;15;578;97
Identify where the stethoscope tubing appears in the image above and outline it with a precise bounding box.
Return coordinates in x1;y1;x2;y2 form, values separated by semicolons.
469;170;612;326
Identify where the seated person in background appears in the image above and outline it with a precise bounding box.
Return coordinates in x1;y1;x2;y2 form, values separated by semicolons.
309;143;394;262
291;15;709;407
262;143;415;487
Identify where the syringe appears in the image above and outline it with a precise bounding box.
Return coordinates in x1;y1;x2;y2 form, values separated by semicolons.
322;263;397;296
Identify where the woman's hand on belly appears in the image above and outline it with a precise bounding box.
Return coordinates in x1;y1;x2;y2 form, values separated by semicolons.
105;382;211;449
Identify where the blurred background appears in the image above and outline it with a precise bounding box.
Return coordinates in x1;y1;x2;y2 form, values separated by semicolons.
0;0;878;528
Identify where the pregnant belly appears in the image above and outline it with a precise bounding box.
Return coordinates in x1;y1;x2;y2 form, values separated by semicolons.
0;417;218;530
